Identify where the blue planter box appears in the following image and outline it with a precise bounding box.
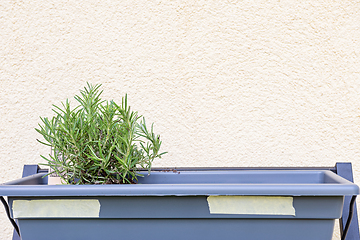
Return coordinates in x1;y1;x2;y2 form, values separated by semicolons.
1;167;358;240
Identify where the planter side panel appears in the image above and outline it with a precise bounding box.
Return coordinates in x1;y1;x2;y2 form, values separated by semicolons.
9;196;344;219
17;218;335;240
9;196;343;240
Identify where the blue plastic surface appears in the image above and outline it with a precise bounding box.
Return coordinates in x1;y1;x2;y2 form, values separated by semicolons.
1;168;359;240
0;170;358;196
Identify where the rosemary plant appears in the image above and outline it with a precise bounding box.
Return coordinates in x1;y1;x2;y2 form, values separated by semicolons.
36;83;166;184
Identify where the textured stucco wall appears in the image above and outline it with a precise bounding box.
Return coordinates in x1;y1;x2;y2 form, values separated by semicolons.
1;1;360;239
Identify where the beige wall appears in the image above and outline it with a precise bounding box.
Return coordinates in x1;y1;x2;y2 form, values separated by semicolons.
1;1;360;239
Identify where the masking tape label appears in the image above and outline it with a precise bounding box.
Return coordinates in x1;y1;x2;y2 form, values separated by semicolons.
207;196;295;216
13;199;101;218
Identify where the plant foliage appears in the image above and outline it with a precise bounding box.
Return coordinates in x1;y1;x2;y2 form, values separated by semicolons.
36;83;166;184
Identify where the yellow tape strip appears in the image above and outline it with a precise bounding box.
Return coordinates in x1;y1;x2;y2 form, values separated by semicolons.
13;199;101;218
207;196;295;216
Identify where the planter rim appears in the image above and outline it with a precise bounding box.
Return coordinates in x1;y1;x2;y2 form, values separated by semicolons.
0;170;358;197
